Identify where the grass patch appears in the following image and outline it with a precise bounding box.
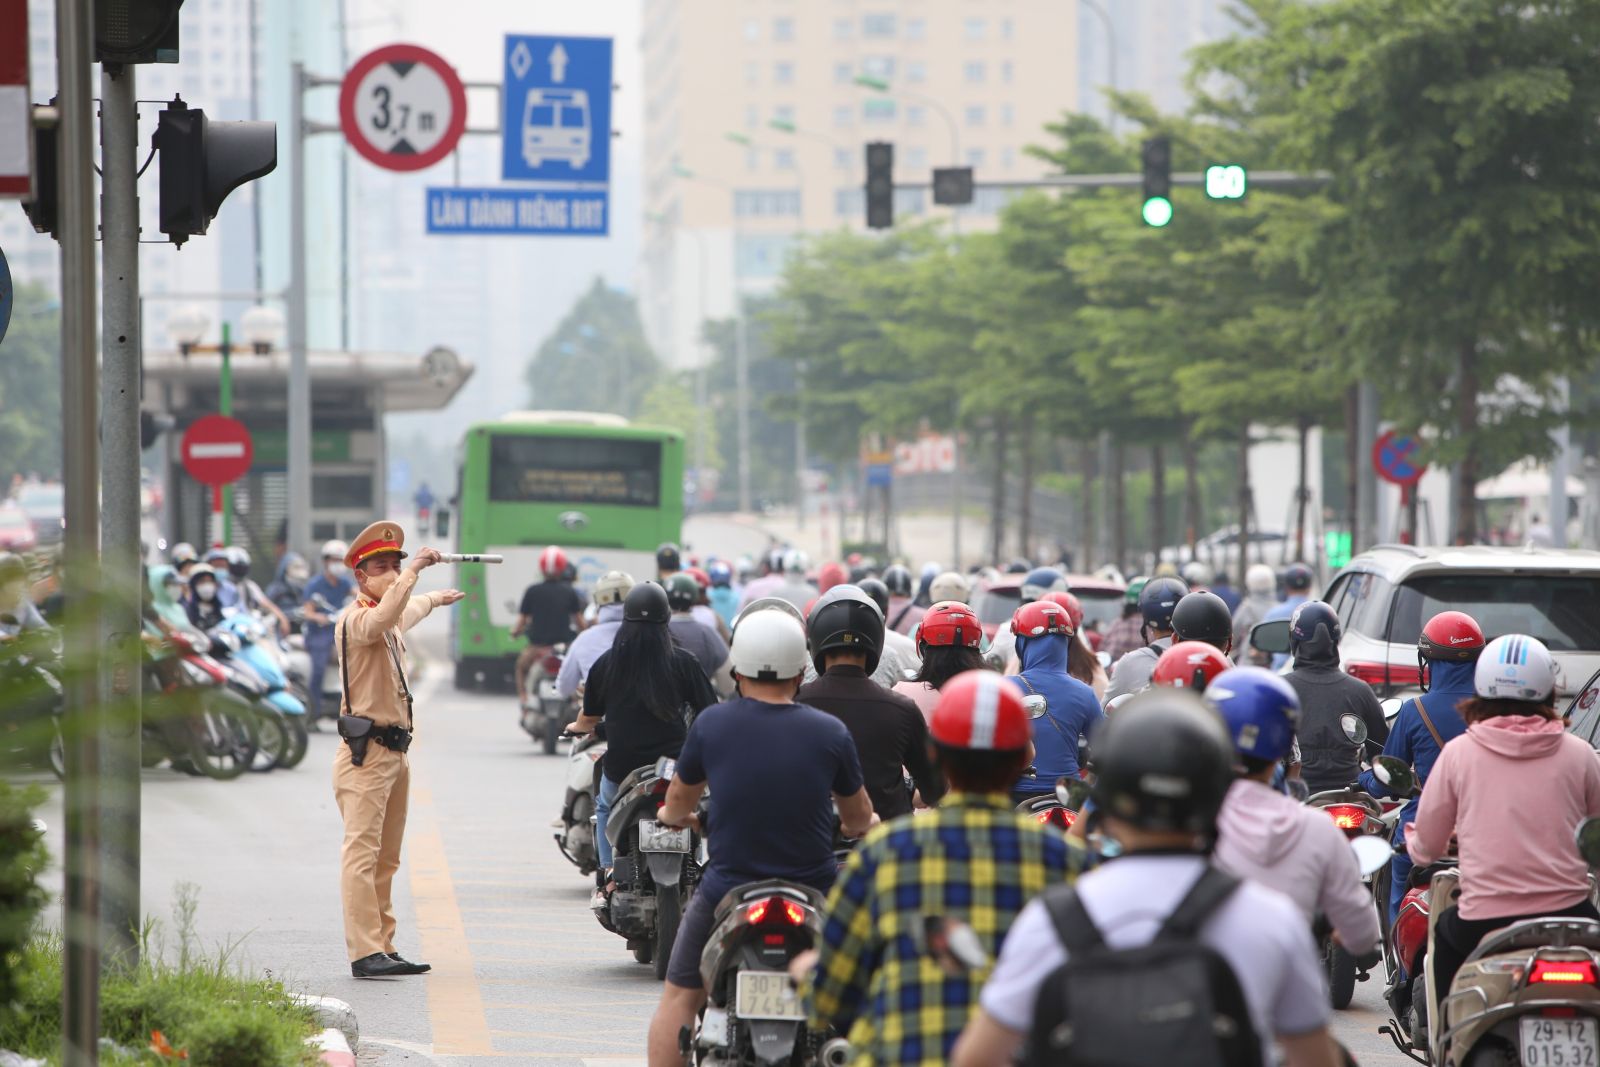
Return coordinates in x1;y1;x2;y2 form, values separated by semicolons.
1;885;319;1066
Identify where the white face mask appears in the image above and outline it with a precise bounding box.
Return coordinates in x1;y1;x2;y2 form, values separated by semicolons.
326;562;348;579
195;582;217;601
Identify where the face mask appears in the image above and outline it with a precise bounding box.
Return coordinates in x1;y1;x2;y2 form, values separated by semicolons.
326;562;348;579
287;564;310;583
195;582;217;601
362;570;399;599
164;583;183;601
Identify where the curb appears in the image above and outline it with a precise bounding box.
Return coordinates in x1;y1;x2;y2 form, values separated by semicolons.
292;993;359;1057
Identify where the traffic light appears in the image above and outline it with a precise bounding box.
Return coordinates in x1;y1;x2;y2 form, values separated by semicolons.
864;141;893;230
20;106;58;239
155;96;277;247
140;411;176;450
931;166;974;207
1141;136;1172;227
1205;164;1248;200
95;0;184;65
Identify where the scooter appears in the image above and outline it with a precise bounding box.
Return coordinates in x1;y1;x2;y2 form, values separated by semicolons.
595;756;703;980
520;643;571;755
1014;775;1091;832
0;620;64;779
688;880;848;1067
214;613;309;770
554;728;608;875
143;627;256;780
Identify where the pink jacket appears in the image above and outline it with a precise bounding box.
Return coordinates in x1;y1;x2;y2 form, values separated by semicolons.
1408;716;1600;920
893;679;940;724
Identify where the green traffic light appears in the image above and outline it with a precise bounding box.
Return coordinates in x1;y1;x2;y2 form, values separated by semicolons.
1142;196;1173;227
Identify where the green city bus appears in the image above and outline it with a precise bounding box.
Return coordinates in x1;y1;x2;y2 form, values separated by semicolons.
448;411;684;688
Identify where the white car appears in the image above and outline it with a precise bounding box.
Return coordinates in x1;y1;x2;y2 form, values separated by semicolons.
1319;544;1600;700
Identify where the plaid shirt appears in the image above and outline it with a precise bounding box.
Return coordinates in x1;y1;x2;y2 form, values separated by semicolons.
805;792;1080;1065
1101;613;1147;665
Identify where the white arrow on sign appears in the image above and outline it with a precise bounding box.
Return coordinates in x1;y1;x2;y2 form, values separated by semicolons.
549;43;569;83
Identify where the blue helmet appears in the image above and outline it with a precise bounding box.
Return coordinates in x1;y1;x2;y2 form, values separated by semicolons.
1206;667;1301;763
1288;601;1340;649
708;561;733;587
1021;566;1069;604
1138;576;1190;630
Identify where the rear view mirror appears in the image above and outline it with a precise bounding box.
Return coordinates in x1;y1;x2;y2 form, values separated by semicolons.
655;756;677;782
1577;818;1600;868
1350;834;1391;877
1372;755;1416;796
1022;694;1048;719
1380;697;1403;724
1096;651;1111;669
1249;619;1292;655
1340;713;1368;746
1055;776;1091;811
434;507;451;538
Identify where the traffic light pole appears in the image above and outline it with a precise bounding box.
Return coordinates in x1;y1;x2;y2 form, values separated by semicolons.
97;60;145;973
57;0;103;1061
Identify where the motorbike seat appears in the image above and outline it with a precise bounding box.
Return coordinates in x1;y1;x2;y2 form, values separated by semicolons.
1467;917;1600;965
712;880;826;924
613;763;658;798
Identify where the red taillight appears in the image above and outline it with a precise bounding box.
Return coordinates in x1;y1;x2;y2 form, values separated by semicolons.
746;897;806;927
1345;661;1422;688
542;654;563;674
1323;804;1368;831
1530;959;1598;984
1034;807;1077;828
651;777;671;795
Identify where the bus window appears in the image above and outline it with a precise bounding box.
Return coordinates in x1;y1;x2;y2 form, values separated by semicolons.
488;435;662;508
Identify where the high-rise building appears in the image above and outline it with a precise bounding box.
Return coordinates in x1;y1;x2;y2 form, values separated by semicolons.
638;1;1078;370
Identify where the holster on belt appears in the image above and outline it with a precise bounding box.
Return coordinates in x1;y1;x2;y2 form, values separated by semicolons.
338;714;374;766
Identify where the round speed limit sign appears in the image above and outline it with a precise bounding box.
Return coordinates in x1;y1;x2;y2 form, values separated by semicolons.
339;43;467;172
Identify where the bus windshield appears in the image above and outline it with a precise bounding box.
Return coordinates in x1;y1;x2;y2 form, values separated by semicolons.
488;434;661;508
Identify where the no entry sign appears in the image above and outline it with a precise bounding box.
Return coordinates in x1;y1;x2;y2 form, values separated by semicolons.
1372;429;1426;487
340;43;467;172
182;415;254;486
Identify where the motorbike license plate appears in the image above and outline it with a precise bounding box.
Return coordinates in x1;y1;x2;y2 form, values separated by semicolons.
735;970;804;1021
1520;1016;1598;1066
638;819;690;853
539;681;561;701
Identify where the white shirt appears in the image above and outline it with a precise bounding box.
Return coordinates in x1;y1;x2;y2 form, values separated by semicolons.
979;854;1329;1065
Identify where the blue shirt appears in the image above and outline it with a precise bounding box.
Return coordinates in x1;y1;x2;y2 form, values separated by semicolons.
708;586;741;629
676;697;864;902
1008;634;1105;792
302;573;355;635
1265;594;1309;668
1357;658;1474;832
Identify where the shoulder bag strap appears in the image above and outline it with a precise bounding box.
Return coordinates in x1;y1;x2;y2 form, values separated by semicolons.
891;603;913;630
1412;697;1444;751
1158;866;1241;940
1042;884;1106;955
1020;675;1074;748
339;615;354;717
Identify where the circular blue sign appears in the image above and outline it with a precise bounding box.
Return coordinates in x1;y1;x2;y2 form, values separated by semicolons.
1372;429;1425;485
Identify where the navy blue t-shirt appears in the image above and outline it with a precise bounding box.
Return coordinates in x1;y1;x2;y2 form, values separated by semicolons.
676;697;864;903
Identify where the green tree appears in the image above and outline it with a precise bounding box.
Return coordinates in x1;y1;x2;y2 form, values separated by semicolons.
0;284;63;482
701;298;798;507
635;374;722;477
524;278;660;417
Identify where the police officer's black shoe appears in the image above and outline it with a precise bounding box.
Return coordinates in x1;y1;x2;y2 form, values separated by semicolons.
351;952;412;978
387;953;431;974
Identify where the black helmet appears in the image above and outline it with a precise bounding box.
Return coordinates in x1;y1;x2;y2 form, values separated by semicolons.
656;542;682;572
623;582;671;624
1005;558;1033;574
881;564;913;598
1138;576;1190;631
856;577;890;616
1170;591;1233;649
1283;562;1314;592
1288;601;1340;649
806;585;885;675
1089;688;1234;837
665;573;699;612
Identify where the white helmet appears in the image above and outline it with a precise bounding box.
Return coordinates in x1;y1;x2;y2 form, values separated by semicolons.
1245;564;1276;595
1475;635;1558;702
732;596;805;634
593;570;634;607
782;548;809;575
929;570;970;604
1181;561;1214;587
729;609;809;682
321;540;348;561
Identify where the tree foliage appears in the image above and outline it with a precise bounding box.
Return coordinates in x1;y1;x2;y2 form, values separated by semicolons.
524;278;660;417
0;284;63;483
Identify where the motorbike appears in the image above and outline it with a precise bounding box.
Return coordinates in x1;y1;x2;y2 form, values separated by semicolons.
0;620;64;779
595;755;704;980
554;728;609;875
214;613;309;770
1304;712;1388;1009
1014;775;1091;832
520;643;572;755
143;627;257;780
689;880;849;1067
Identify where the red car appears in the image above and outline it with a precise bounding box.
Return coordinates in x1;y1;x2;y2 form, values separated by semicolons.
0;504;38;553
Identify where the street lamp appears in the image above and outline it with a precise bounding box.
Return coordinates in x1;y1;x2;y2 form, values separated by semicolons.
240;304;285;355
168;303;210;356
852;74;960;166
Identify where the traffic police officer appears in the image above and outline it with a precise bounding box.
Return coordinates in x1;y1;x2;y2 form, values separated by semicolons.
333;521;464;978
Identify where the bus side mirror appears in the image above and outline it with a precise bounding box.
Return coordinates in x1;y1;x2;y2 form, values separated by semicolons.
435;508;451;538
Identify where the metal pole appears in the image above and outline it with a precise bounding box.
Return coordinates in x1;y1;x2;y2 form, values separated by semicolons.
1550;377;1571;548
1079;0;1118;133
951;403;962;569
59;0;103;1059
692;229;708;489
287;63;313;559
1096;430;1113;568
220;323;234;545
735;294;752;514
1355;381;1379;553
97;60;143;974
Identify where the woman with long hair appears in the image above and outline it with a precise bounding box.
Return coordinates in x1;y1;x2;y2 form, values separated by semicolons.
1408;634;1600;1007
894;601;991;722
569;582;718;882
1046;592;1108;700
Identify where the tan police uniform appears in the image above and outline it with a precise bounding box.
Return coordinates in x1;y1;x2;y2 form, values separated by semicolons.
332;522;450;964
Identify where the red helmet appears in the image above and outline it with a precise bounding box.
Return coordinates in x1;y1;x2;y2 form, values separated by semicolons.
538;545;569;577
685;566;711;590
915;601;983;649
817;561;848;594
929;670;1031;751
1012;600;1074;639
1419;611;1486;662
1043;591;1085;635
1152;641;1233;692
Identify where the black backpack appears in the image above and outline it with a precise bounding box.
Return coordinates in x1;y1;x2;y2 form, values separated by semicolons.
1023;866;1263;1067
